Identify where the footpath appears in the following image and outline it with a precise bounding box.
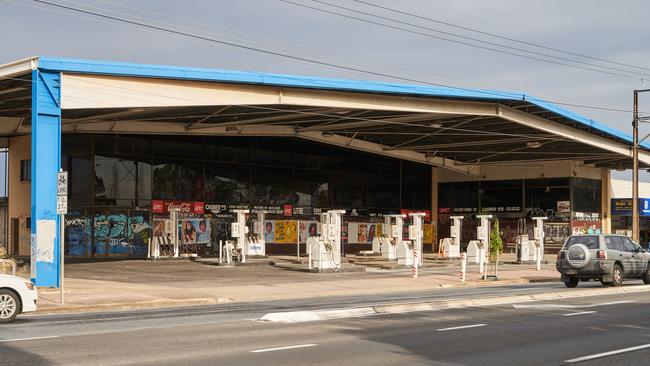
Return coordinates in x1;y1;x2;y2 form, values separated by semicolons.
11;253;559;314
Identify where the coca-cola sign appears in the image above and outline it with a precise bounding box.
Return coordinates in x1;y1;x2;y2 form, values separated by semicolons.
152;200;205;215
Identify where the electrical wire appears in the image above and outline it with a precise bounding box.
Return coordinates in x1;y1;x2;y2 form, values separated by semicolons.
281;0;646;79
351;0;650;73
0;0;647;115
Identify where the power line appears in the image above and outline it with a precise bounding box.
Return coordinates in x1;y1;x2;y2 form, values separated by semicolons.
21;0;540;98
310;0;650;77
0;1;646;115
282;0;646;79
352;0;650;73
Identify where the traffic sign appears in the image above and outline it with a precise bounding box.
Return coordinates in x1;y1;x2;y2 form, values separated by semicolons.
57;171;68;196
56;195;68;215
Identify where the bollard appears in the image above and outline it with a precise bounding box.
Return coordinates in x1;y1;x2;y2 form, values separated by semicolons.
478;246;485;274
412;249;418;278
536;246;541;271
460;252;467;283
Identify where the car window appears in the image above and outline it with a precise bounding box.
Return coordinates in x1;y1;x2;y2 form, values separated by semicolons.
623;238;639;252
605;236;618;250
565;236;599;250
610;237;627;252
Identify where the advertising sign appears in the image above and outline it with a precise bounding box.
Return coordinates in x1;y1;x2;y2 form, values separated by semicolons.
274;220;297;243
611;198;650;216
152;200;205;215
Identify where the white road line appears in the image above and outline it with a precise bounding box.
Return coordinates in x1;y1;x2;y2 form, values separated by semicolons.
513;300;634;309
563;311;597;317
565;344;650;363
0;336;60;343
251;344;317;353
437;324;487;332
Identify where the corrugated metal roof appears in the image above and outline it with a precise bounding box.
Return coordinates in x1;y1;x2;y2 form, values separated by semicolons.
33;56;643;149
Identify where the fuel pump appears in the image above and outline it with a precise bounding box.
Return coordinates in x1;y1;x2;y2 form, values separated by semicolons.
249;210;267;256
444;216;463;258
532;216;547;271
371;216;390;254
307;210;345;271
230;209;249;263
476;214;492;274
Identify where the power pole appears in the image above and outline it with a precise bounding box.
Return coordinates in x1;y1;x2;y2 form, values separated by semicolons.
633;89;650;243
633;91;639;243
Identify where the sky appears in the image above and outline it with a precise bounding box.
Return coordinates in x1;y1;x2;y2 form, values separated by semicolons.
1;0;650;184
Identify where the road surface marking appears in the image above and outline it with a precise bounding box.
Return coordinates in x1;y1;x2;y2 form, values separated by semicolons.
437;324;486;332
565;344;650;363
251;344;317;353
0;336;60;343
563;311;597;316
513;300;634;309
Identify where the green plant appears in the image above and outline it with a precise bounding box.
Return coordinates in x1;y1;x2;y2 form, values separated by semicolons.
489;218;503;261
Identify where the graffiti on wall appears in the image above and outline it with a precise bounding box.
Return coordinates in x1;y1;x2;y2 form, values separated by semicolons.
64;212;151;256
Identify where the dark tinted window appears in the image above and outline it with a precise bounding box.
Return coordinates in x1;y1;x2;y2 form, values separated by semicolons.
565;235;599;250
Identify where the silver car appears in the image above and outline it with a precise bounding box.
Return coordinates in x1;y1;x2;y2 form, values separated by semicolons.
556;234;650;288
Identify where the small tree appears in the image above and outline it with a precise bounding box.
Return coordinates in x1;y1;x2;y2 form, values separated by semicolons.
489;218;503;277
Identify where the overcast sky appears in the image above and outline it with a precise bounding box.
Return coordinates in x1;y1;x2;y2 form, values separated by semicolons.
1;0;650;185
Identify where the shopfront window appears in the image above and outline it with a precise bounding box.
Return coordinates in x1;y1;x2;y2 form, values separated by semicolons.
480;180;522;211
153;158;204;201
572;178;601;213
95;156;136;207
205;163;250;203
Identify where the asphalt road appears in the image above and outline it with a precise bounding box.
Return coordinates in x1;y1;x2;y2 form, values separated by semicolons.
3;281;650;365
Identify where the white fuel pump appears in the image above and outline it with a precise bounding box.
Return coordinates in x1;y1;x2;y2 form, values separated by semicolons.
248;210;267;256
376;215;399;260
230;209;249;263
476;214;492;274
308;210;345;270
371;216;391;255
532;216;547;271
443;216;463;258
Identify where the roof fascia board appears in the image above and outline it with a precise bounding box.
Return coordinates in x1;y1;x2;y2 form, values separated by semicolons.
0;56;38;79
39;56;518;101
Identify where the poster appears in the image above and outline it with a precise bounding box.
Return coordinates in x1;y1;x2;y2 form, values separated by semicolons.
347;223;359;244
298;221;318;243
180;219;212;244
358;223;368;243
367;224;377;243
263;221;275;243
274;220;297;243
423;223;434;244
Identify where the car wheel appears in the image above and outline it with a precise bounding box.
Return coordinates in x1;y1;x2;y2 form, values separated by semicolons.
611;264;624;287
564;277;579;288
0;289;21;323
643;266;650;285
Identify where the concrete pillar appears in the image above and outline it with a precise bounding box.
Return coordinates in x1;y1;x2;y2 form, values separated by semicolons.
431;167;439;249
30;69;62;287
601;169;612;234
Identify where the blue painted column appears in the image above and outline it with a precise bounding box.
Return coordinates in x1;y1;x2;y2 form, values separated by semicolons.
30;69;62;287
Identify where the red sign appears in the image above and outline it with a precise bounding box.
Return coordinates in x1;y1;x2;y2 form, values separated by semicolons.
438;207;451;214
152;200;205;215
283;204;293;217
400;209;431;222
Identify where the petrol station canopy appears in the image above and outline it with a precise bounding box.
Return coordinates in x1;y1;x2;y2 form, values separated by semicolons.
1;56;648;178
